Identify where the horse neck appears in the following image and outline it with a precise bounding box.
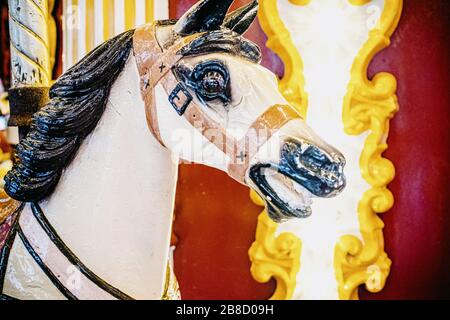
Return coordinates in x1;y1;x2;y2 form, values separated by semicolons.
38;56;179;299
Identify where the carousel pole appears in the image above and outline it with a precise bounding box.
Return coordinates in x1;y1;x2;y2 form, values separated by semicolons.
7;0;53;139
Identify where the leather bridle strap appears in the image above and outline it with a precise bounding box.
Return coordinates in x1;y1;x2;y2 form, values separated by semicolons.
227;104;304;183
133;23;303;184
134;24;198;146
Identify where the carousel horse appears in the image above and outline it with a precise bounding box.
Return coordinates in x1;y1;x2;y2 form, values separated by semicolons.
0;0;346;300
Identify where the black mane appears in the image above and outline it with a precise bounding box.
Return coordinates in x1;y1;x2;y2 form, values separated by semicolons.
5;30;134;202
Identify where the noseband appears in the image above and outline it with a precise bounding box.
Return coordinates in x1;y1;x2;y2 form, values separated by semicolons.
133;24;302;184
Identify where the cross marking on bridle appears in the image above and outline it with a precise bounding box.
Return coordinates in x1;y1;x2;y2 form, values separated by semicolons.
236;151;247;162
159;63;166;73
144;78;150;89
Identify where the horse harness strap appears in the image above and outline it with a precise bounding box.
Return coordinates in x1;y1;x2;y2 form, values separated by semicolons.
134;24;188;146
133;23;303;184
13;203;134;300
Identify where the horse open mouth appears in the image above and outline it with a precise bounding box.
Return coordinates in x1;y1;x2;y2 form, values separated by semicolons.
249;139;346;222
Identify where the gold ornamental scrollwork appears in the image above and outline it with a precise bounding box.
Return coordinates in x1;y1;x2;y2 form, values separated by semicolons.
259;0;309;117
249;192;301;300
335;0;403;300
250;0;403;300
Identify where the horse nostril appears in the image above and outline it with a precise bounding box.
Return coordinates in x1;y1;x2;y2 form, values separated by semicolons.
282;139;345;183
278;139;347;198
335;154;346;168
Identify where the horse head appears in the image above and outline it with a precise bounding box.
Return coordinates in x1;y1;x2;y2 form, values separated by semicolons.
139;0;346;221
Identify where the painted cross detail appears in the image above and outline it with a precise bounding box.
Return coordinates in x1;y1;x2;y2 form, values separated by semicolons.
159;63;166;73
236;151;247;162
144;78;150;89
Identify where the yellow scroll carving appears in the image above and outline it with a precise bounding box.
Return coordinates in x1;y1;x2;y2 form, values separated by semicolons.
250;0;402;300
258;0;309;117
249;192;301;300
335;0;403;300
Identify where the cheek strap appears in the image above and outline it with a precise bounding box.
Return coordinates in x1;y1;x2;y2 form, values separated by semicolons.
133;24;303;184
134;24;197;146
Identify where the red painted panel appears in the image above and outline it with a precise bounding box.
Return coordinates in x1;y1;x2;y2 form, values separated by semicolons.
173;166;275;300
0;3;10;89
361;0;450;300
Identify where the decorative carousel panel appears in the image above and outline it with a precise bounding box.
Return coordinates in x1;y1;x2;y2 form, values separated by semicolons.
250;0;402;300
2;0;448;301
62;0;169;69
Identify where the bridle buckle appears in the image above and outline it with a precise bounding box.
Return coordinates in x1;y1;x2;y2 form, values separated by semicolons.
169;83;193;116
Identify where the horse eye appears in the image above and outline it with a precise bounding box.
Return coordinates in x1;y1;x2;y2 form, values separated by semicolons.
201;71;226;95
189;60;231;103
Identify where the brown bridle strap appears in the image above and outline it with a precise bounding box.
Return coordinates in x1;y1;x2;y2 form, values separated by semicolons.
133;23;303;184
228;104;303;183
134;24;200;146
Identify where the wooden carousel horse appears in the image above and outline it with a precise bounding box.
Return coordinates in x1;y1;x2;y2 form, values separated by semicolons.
0;0;345;300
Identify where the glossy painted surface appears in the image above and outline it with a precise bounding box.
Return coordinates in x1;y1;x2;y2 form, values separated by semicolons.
170;1;284;77
0;0;449;300
172;0;450;300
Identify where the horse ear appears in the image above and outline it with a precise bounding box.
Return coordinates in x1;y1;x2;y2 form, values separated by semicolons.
223;0;258;35
174;0;234;36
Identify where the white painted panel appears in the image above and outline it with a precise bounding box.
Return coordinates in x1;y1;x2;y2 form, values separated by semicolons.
154;0;169;20
77;0;87;62
135;0;147;26
94;0;104;47
114;0;126;34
